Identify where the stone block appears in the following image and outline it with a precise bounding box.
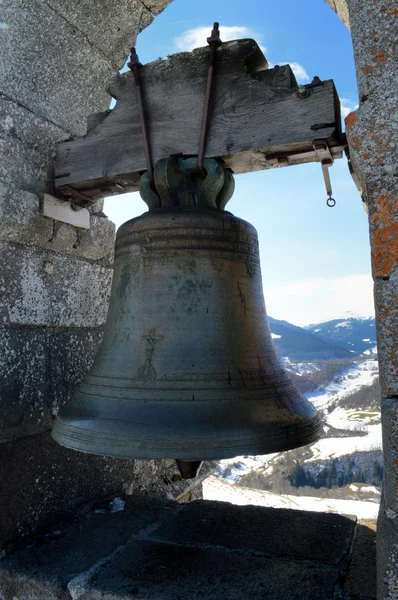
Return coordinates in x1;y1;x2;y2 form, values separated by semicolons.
44;0;155;68
144;0;171;15
0;326;103;443
0;497;178;599
1;0;115;136
324;0;350;28
374;272;398;396
347;0;397;100
381;397;398;513
377;495;398;600
365;175;398;281
150;499;357;566
0;326;51;443
343;520;377;600
0;498;353;600
0;94;68;157
0;183;115;265
47;214;115;266
0;431;136;549
0;134;52;195
42;194;90;229
0;243;112;327
76;540;340;600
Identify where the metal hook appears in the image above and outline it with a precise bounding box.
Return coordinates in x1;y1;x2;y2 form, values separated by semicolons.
327;195;336;208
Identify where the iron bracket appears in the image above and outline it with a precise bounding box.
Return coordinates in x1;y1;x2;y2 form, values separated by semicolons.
312;139;334;167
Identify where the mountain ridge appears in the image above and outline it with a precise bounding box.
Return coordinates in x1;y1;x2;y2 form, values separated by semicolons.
304;317;376;356
268;316;353;362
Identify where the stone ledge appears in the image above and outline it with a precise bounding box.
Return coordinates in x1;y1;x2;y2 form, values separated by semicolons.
148;498;357;566
0;499;372;600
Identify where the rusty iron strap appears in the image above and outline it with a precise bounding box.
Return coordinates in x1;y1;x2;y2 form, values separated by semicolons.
197;22;222;175
56;184;95;207
128;48;154;183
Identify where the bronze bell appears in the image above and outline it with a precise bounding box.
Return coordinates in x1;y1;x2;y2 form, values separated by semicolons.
52;157;321;463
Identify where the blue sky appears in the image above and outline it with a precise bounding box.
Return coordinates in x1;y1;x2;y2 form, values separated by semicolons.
104;0;374;326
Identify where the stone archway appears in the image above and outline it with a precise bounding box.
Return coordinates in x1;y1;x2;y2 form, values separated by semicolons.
0;1;396;597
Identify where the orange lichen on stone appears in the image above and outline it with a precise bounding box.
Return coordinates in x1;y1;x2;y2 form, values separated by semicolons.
377;136;392;153
380;6;398;14
349;135;364;151
361;65;375;76
374;50;389;65
370;192;398;277
345;112;358;130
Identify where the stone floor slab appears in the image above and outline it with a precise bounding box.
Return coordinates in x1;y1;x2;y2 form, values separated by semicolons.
0;497;180;600
0;498;372;600
149;499;357;566
78;540;341;600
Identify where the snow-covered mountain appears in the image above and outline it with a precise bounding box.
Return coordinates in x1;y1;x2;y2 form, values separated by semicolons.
268;317;352;361
305;316;376;356
204;356;381;519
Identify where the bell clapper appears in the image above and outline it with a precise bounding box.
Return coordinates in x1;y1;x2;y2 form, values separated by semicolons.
175;460;203;480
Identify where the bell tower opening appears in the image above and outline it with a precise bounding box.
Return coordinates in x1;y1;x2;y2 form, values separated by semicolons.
100;0;379;524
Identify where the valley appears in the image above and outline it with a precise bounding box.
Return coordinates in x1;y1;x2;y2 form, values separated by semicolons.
204;316;382;519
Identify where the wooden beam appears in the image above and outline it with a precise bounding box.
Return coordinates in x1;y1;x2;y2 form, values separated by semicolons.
55;39;343;198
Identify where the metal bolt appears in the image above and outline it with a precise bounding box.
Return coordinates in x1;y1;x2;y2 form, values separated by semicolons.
297;85;310;99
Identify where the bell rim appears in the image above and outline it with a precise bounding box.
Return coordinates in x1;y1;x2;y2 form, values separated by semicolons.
51;413;322;461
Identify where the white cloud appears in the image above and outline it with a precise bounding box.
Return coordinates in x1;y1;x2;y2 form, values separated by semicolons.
289;62;310;83
174;25;267;53
279;61;309;83
173;27;310;84
340;97;359;119
264;274;374;326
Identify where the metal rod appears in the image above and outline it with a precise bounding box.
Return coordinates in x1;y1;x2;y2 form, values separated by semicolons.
175;460;203;479
197;23;222;175
321;161;332;196
128;48;154;183
321;160;336;207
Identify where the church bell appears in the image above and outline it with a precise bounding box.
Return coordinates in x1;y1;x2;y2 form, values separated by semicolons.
52;157;321;462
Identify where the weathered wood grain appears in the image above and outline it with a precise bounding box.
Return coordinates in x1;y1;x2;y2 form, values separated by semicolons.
55;39;343;197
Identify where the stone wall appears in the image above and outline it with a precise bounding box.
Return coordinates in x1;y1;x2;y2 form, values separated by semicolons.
326;1;397;598
0;0;211;551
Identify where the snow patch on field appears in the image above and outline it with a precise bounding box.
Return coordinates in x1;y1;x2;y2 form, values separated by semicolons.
203;477;379;519
307;359;379;411
217;455;276;483
363;346;377;356
306;424;382;463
